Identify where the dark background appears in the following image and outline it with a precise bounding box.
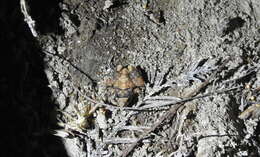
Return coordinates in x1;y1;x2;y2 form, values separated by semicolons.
0;0;67;156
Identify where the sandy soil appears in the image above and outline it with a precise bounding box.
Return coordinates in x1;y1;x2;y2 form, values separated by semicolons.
1;0;260;157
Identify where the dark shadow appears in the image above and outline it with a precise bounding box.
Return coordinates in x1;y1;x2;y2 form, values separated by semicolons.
137;66;149;84
109;0;128;10
29;0;64;35
223;17;245;35
158;10;166;25
0;1;68;157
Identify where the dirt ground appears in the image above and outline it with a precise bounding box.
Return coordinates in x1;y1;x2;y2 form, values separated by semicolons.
1;0;260;157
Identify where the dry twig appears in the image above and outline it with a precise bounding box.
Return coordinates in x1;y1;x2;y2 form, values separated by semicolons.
104;138;150;144
20;0;38;37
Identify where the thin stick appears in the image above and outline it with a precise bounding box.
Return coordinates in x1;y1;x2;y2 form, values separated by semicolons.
104;138;150;144
139;86;241;110
20;0;38;37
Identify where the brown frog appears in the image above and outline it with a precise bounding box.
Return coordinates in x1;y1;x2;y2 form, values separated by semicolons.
104;65;145;106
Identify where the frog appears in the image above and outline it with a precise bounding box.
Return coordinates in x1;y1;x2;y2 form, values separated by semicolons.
103;65;145;107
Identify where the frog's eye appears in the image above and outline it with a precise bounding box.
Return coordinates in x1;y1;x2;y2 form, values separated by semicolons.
127;65;134;72
116;65;123;72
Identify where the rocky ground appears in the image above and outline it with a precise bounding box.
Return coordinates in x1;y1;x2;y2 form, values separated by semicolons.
1;0;260;157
